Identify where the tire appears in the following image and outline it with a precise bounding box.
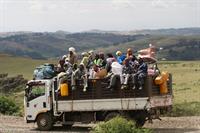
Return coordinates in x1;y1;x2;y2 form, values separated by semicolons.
105;112;120;121
129;111;147;127
134;117;146;127
37;113;53;131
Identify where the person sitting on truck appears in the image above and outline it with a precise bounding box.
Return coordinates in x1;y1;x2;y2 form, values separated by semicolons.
106;61;122;90
93;54;102;67
87;50;95;69
89;64;99;79
129;55;139;73
121;58;134;89
134;57;148;90
126;48;134;59
56;58;65;73
99;52;107;69
67;47;78;65
105;53;116;72
116;51;126;65
80;52;89;67
71;63;88;92
64;58;73;78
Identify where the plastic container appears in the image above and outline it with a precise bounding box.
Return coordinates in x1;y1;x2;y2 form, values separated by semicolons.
155;75;163;84
160;82;168;94
60;83;69;96
154;71;169;94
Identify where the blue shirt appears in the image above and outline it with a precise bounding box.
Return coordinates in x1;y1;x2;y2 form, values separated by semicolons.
117;54;126;64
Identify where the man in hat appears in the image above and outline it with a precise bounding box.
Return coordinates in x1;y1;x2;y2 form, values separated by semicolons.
68;47;78;65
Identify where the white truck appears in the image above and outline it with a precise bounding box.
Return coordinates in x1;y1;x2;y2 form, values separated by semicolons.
24;73;173;131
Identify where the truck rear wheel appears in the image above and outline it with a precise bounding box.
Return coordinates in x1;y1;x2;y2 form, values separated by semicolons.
37;113;53;131
129;111;147;127
134;117;146;127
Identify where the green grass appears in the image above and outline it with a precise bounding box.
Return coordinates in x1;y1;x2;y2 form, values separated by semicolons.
0;54;56;79
158;61;200;116
158;61;200;104
168;102;200;117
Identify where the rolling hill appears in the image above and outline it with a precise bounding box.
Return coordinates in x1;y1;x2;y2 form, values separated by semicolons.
0;27;200;60
96;35;200;60
0;32;146;59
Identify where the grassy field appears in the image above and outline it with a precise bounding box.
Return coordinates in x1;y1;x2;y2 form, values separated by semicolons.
0;54;57;79
0;54;200;116
158;61;200;104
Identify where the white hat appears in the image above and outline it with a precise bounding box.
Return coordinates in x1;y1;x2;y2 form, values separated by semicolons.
69;47;75;52
81;52;86;56
65;57;69;62
89;50;94;54
62;55;67;60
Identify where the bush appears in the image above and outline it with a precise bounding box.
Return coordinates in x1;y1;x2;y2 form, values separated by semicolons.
91;116;152;133
0;96;19;115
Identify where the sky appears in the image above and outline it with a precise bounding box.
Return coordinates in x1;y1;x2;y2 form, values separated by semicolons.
0;0;199;32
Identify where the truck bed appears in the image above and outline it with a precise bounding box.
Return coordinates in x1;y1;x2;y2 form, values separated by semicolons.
55;75;172;101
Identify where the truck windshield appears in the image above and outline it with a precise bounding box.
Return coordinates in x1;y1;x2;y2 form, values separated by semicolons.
26;83;45;101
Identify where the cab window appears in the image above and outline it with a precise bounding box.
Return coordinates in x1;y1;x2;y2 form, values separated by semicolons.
26;83;45;101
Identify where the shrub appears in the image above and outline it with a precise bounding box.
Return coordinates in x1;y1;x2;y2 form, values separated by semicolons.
0;96;19;115
91;116;152;133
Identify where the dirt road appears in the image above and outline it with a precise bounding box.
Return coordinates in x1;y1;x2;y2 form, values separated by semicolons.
0;115;200;133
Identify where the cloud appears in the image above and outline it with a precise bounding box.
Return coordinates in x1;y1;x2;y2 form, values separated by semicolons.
151;0;169;8
28;0;47;13
27;0;89;14
112;0;135;9
151;0;198;9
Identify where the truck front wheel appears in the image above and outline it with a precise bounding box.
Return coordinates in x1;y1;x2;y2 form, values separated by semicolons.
37;113;53;131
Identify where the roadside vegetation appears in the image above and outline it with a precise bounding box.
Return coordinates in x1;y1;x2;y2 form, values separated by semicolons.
0;96;20;115
92;116;152;133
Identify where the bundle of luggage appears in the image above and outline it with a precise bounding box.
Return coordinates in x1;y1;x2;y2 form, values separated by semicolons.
33;64;56;80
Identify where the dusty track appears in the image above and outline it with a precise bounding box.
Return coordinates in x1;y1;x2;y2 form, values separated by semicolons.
0;115;200;133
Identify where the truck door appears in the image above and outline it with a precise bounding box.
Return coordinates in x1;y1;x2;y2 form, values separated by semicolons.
25;80;51;122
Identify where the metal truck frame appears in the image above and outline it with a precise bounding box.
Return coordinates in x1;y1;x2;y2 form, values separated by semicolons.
24;75;173;131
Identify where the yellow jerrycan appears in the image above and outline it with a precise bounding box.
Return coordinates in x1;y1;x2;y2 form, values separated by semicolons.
155;71;169;94
60;83;69;96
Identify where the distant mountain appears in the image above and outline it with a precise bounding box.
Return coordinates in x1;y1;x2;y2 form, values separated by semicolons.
96;35;200;60
132;27;200;36
0;32;147;59
0;31;32;38
0;27;200;60
87;27;200;36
